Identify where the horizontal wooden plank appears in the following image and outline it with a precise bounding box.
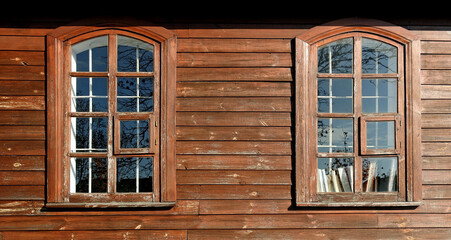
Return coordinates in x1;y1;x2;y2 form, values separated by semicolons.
177;82;291;97
421;41;451;54
177;185;291;200
177;67;292;81
0;96;45;110
188;228;451;240
0;171;44;186
174;27;306;39
0;156;45;171
176;141;291;155
0;126;45;140
421;114;451;128
0;111;44;126
0;65;45;81
177;155;292;170
421;54;451;69
177;170;291;185
178;53;292;67
0;141;45;156
176;126;291;141
421;85;451;99
0;230;187;239
423;157;451;169
0;36;45;51
176;97;291;112
178;38;291;53
423;185;451;199
421;69;451;85
0;200;43;215
0;186;44;200
0;80;45;96
0;214;449;230
198;199;451;215
0;51;44;66
0;28;50;36
176;112;291;126
421;99;451;113
422;128;451;141
423;170;451;184
422;142;451;156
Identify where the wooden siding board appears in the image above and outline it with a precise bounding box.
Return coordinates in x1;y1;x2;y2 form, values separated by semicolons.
177;67;292;82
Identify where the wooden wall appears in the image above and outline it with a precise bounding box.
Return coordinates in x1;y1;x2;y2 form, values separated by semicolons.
0;19;450;239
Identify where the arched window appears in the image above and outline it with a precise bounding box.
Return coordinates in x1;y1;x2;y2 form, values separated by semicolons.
295;18;422;207
46;22;177;208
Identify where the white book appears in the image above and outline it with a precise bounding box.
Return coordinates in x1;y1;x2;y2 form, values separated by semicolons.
388;159;397;192
321;169;330;192
317;169;324;192
331;170;342;192
366;162;377;192
346;166;354;192
338;167;352;192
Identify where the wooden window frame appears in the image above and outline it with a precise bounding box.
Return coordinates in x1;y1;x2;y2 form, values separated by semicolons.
46;20;177;208
295;18;422;207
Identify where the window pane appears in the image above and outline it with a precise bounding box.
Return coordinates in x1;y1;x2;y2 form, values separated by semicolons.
318;118;353;153
362;157;398;192
362;79;397;113
318;38;353;74
72;36;108;72
362;38;397;74
117;77;154;112
318;78;353;113
318;158;354;192
117;157;136;192
71;117;108;152
139;157;154;192
120;120;150;149
366;121;395;150
117;157;154;193
117;36;154;72
71;158;108;193
72;78;108;112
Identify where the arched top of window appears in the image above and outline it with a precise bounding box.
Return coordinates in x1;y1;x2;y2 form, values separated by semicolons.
297;18;417;45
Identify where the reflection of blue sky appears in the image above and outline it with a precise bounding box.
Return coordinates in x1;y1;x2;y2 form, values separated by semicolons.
367;121;395;149
362;79;397;113
318;118;353;153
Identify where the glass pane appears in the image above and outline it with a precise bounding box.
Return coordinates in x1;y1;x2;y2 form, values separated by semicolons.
71;78;108;112
362;157;398;192
318;38;353;74
117;157;154;193
117;157;136;192
117;36;154;72
72;36;108;72
318;78;353;113
139;157;154;192
362;38;397;74
366;121;395;150
362;79;397;113
71;117;108;152
117;77;154;112
120;120;150;149
318;118;353;153
318;158;354;192
72;158;107;193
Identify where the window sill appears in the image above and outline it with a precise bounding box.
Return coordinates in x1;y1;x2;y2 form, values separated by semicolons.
296;201;422;208
45;201;176;209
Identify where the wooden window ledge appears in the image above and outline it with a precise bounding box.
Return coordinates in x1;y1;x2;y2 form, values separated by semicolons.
296;201;422;208
45;202;176;209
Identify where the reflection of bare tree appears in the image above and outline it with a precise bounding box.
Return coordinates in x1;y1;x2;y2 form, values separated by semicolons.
318;39;353;74
117;45;154;72
117;157;153;192
75;158;107;193
120;120;150;149
362;42;396;74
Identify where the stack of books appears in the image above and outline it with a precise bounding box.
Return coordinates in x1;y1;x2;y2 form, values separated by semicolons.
317;166;353;192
